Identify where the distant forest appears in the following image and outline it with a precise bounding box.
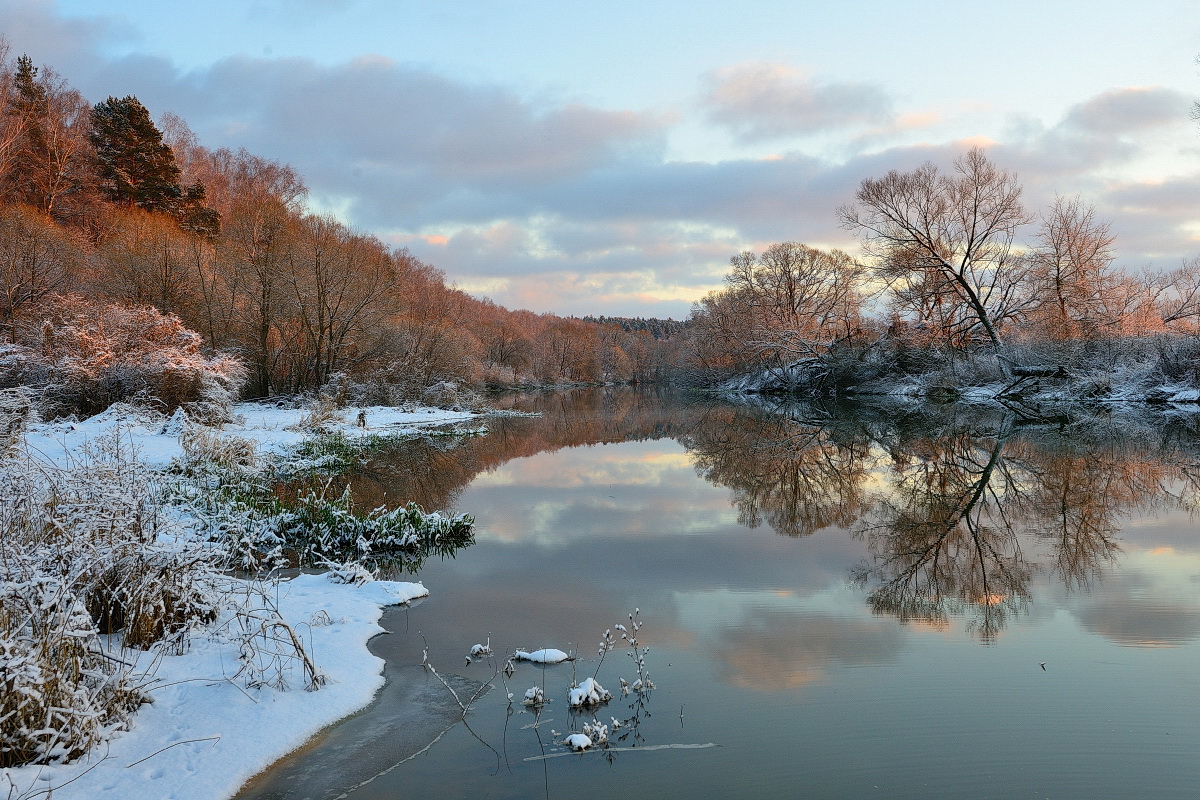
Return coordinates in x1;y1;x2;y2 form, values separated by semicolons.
2;44;1199;417
0;46;682;416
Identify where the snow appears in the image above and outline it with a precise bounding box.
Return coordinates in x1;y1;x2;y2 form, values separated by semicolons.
513;648;571;664
563;734;593;751
567;677;612;708
22;401;479;469
2;400;480;800
2;574;427;800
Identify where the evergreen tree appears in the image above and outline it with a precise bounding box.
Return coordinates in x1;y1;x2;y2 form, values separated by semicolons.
7;55;51;208
89;95;182;213
176;181;221;237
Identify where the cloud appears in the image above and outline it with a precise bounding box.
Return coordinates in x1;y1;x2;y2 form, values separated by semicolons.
1101;175;1200;261
0;0;135;74
713;607;904;692
992;87;1192;184
1;1;1197;317
1063;86;1190;136
702;62;893;142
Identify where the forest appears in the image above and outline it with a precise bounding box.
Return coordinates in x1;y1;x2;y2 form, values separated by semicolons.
2;44;1200;421
0;47;677;422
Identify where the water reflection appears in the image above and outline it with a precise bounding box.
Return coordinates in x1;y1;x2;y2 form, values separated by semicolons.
684;400;1200;639
354;390;1200;644
244;390;1200;799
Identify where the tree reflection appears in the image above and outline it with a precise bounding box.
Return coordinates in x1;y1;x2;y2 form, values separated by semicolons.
682;405;871;537
680;399;1198;639
858;421;1195;638
853;435;1031;641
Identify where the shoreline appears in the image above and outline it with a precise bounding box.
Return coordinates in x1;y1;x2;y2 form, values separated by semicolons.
2;400;483;800
234;605;484;800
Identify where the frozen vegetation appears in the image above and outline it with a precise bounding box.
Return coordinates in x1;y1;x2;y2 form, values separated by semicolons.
715;334;1200;416
0;394;481;800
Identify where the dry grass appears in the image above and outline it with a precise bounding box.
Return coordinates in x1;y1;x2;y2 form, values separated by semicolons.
0;432;222;767
286;395;343;433
180;422;258;469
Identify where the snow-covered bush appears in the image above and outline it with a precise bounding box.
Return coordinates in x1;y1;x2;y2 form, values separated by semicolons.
262;485;475;568
421;380;486;412
0;433;224;766
0;294;245;418
0;574;144;767
174;448;475;572
0;387;31;454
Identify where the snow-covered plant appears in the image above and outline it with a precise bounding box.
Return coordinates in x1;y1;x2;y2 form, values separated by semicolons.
581;719;608;745
3;294;245;418
224;588;326;692
180;422;259;469
0;433;228;766
0;388;31;454
567;676;612;708
254;484;474;569
0;574;144;767
617;608;654;694
322;559;375;585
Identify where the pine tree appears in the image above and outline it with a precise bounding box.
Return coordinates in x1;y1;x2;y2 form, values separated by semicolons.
8;55;51;207
89;95;182;213
176;181;221;236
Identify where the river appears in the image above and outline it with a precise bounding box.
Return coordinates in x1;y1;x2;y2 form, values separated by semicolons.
239;388;1200;799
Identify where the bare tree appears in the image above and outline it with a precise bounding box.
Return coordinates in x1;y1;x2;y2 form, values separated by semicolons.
1151;256;1200;332
0;204;85;340
839;147;1032;351
282;216;399;389
1027;196;1119;339
725;241;865;361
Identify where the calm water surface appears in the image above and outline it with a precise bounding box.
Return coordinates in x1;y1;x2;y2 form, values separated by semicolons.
247;389;1200;799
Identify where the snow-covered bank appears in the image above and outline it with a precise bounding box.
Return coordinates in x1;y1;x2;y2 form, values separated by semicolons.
2;575;427;800
24;401;480;469
1;400;486;800
716;357;1200;414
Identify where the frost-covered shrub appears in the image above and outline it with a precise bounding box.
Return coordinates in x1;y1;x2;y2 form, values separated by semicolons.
422;380;486;412
0;574;144;767
0;294;245;417
262;485;475;568
0;387;31;454
174;447;475;572
0;434;229;766
7;433;222;650
1150;334;1200;386
84;550;220;649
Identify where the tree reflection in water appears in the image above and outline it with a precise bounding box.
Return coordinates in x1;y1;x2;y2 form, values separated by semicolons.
329;389;1200;640
682;399;1200;640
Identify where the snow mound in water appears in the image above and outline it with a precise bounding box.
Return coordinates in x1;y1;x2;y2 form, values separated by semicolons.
514;648;570;664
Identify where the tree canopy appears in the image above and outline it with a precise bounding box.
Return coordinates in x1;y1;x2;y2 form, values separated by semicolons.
90;95;183;213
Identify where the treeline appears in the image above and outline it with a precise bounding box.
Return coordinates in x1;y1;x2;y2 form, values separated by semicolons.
0;47;677;415
580;315;685;340
681;148;1200;392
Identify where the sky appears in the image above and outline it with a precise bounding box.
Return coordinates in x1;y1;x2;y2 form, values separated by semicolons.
2;0;1198;318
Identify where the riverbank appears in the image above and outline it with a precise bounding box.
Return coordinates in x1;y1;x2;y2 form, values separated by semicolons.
1;400;483;800
716;348;1200;414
